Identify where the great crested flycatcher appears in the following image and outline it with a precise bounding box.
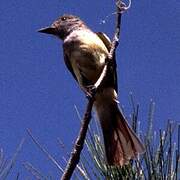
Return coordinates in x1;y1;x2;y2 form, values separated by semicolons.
38;14;145;166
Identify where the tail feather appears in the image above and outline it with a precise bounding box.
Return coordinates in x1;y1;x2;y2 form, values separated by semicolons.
94;88;145;166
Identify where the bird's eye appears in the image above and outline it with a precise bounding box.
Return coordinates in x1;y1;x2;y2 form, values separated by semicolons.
61;17;66;21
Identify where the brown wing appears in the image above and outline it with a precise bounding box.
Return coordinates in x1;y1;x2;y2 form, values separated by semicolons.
96;32;118;92
63;48;78;82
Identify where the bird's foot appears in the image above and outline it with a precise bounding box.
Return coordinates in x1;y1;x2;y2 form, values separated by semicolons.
85;85;97;99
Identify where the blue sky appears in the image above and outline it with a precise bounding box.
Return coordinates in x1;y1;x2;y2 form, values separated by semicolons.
0;0;179;179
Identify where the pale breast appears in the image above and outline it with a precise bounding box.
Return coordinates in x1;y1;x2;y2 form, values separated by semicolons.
64;29;108;53
64;30;109;86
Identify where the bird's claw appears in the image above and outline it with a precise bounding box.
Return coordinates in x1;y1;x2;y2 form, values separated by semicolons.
85;85;97;99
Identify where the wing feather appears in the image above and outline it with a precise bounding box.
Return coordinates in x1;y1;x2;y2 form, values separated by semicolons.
63;49;78;82
96;32;118;92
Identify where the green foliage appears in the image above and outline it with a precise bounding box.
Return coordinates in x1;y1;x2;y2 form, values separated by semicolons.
77;98;180;180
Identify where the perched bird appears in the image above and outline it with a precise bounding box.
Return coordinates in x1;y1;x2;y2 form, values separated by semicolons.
38;14;145;166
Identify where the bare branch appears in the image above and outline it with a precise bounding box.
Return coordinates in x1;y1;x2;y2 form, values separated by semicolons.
61;97;94;180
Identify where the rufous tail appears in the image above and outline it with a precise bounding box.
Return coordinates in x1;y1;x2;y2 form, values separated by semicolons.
94;88;145;166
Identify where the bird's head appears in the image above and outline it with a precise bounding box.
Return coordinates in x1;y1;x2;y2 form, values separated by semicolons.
38;14;86;40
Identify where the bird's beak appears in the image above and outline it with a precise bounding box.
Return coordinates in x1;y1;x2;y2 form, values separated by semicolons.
38;26;57;35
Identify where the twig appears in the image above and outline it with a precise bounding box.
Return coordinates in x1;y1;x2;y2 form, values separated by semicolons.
61;98;94;180
62;157;90;180
23;162;47;180
57;138;90;179
61;1;128;179
27;129;64;173
0;138;25;179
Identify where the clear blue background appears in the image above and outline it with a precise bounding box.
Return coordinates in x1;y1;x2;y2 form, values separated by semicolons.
0;0;179;179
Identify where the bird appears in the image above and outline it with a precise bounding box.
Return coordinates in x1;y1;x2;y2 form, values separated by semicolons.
38;14;145;166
